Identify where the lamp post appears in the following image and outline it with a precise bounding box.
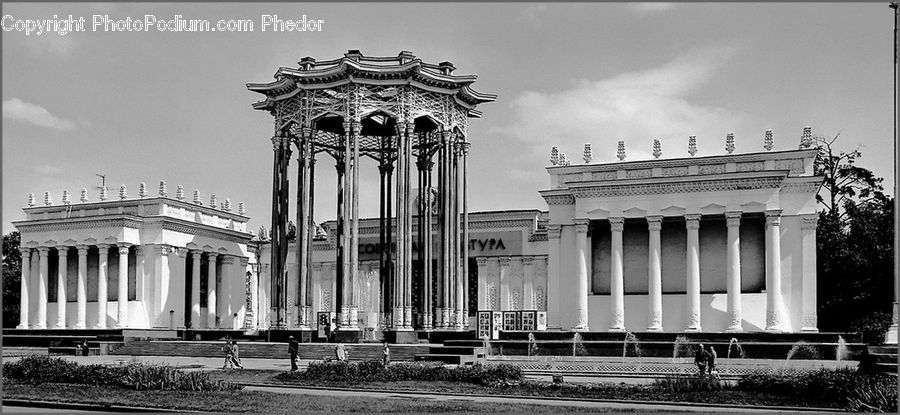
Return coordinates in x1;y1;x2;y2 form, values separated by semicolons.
888;1;899;345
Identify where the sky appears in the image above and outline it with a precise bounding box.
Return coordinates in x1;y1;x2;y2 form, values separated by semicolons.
2;2;896;235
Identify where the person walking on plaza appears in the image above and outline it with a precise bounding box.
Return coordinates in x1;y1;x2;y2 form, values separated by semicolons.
288;335;299;371
230;340;244;369
222;340;234;369
706;345;718;378
382;342;390;366
694;343;709;377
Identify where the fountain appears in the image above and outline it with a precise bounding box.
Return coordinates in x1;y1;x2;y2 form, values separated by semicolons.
727;338;746;359
835;335;847;362
527;333;539;356
671;335;691;360
481;335;492;358
622;332;642;358
572;332;586;357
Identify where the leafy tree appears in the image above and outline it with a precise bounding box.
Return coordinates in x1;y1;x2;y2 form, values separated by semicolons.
814;133;885;221
2;231;22;328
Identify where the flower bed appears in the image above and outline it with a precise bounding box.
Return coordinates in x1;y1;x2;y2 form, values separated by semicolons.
275;360;522;385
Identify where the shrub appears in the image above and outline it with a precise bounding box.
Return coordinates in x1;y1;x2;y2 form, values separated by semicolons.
653;375;729;393
278;360;522;386
785;342;822;360
846;373;898;413
737;368;898;411
850;312;893;345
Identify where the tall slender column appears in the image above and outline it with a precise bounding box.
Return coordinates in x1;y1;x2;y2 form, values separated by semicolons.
249;260;259;329
461;141;470;328
306;141;316;327
384;148;394;330
393;125;405;330
765;210;789;332
499;257;511;310
454;140;465;329
449;140;458;328
725;211;743;332
207;252;218;329
402;123;415;330
270;132;291;330
95;244;109;329
55;247;68;329
523;256;535;310
573;219;590;331
477;257;489;309
423;156;434;330
609;218;625;331
349;121;361;330
17;248;31;329
647;216;663;331
135;246;146;326
190;250;202;329
220;256;234;329
685;214;702;331
546;225;562;328
800;215;819;332
296;128;311;329
440;130;451;328
75;246;88;329
116;244;130;328
34;247;49;329
335;141;347;328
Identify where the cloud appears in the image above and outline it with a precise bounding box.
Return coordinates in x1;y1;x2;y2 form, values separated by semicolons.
3;98;76;130
490;45;748;163
627;3;678;14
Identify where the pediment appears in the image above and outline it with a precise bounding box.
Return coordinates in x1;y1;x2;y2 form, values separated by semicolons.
699;203;726;215
740;201;767;213
622;207;647;218
660;206;686;217
586;207;610;218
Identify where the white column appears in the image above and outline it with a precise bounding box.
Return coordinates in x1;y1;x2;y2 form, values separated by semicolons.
800;215;818;332
116;244;130;328
499;257;511;311
258;263;270;329
523;256;535;310
609;217;625;331
546;225;562;329
135;246;146;327
75;246;87;329
220;255;234;329
573;219;590;331
207;252;218;329
34;247;50;329
190;250;202;329
477;257;488;309
725;212;743;332
647;216;663;332
685;214;702;331
55;247;68;329
17;248;31;329
151;245;171;328
765;210;789;332
95;244;109;329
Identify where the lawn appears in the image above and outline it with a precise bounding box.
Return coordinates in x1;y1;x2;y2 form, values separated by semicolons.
3;382;649;413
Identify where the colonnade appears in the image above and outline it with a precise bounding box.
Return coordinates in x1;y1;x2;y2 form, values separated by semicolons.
557;209;798;332
476;255;548;312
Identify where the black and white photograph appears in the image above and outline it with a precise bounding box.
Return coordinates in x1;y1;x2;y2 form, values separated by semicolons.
1;2;898;413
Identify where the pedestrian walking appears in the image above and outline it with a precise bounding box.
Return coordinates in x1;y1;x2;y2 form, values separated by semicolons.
694;343;708;377
382;342;390;366
706;345;718;378
80;340;90;357
230;341;244;369
288;335;299;371
222;340;234;369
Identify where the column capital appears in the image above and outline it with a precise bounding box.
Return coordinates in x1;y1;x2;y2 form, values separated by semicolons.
800;214;818;230
36;246;51;254
546;225;562;239
134;245;145;257
190;249;204;256
647;215;663;231
117;244;131;255
725;211;742;227
56;247;69;257
476;257;489;267
172;247;188;258
609;217;625;232
207;251;219;259
21;247;32;258
765;209;783;227
574;218;590;234
685;214;701;229
498;256;511;267
351;121;362;134
96;243;111;250
220;255;237;265
522;256;535;266
75;245;89;254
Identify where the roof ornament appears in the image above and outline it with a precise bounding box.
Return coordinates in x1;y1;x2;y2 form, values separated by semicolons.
193;190;202;205
80;188;88;203
725;132;735;154
158;181;168;197
550;146;559;166
119;184;128;200
176;185;185;201
800;126;813;149
764;130;774;151
28;193;35;207
238;202;246;216
99;186;108;201
688;135;697;156
139;182;148;198
44;191;53;206
617;140;626;161
62;190;71;205
583;143;593;164
652;138;662;159
558;152;569;166
223;199;232;212
210;194;218;209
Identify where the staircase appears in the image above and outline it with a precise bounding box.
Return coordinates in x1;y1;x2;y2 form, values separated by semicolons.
865;345;898;375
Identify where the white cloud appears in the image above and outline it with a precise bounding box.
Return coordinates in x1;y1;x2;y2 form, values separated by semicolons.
491;45;749;163
3;98;76;130
627;3;678;14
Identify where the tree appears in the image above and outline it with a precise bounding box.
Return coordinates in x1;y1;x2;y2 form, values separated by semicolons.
814;133;885;221
2;231;21;328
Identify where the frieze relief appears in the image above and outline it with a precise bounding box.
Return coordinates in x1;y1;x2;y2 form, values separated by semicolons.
774;158;804;174
737;161;764;172
625;169;651;179
592;171;617;181
661;166;688;177
698;164;726;175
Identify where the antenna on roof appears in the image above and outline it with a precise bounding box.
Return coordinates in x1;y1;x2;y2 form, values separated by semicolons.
95;173;106;190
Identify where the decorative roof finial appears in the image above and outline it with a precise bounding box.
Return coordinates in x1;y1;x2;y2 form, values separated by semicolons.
764;130;774;151
583;143;593;163
99;186;108;201
27;193;35;207
725;132;735;154
119;184;127;200
139;182;147;198
652;138;662;159
44;191;53;206
238;202;246;215
193;190;202;205
800;126;813;149
688;135;697;156
158;181;168;197
62;190;71;205
550;146;559;166
210;194;218;209
80;188;88;203
617;140;626;161
176;185;185;201
223;198;232;212
558;152;569;166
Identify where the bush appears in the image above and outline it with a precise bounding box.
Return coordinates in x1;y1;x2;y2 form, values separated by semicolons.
785;342;822;360
277;360;522;386
850;312;893;345
654;375;729;393
2;355;240;391
737;368;897;411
